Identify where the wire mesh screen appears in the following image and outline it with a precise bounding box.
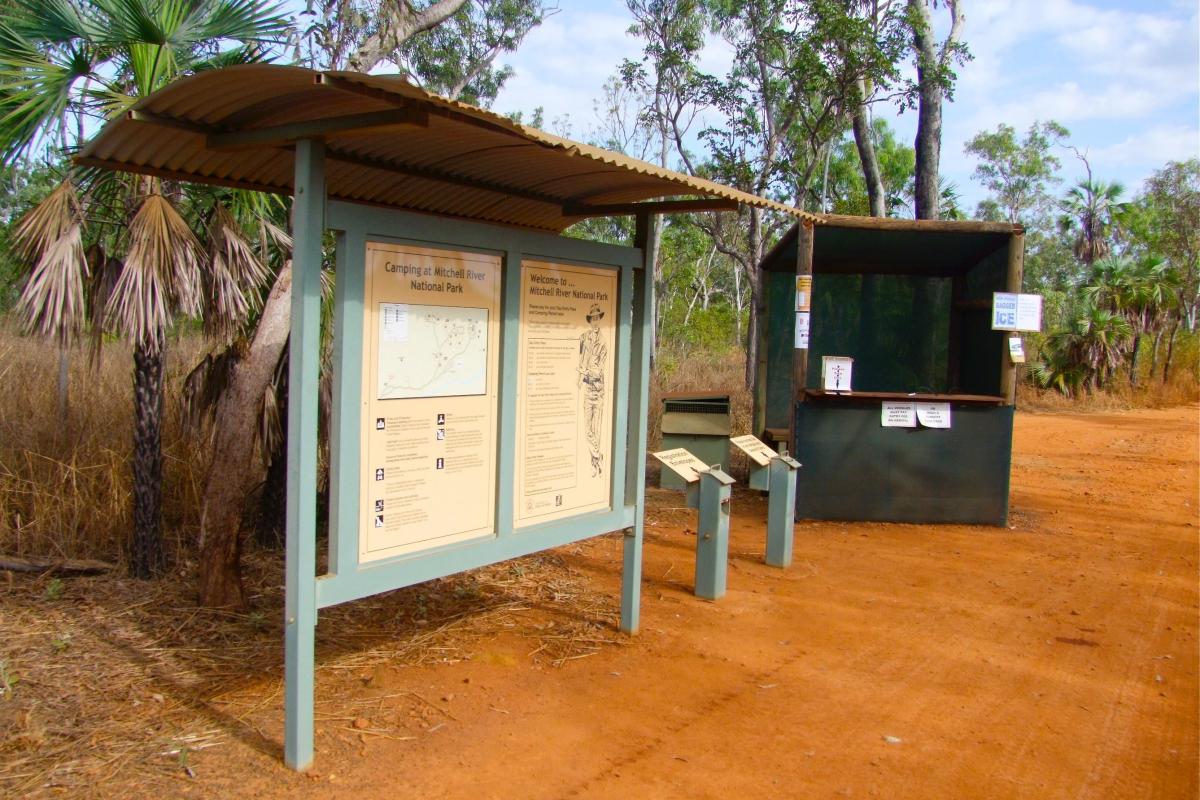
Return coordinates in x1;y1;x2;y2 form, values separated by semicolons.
807;274;952;393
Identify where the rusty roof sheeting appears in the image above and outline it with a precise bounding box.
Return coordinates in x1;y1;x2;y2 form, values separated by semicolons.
77;64;815;233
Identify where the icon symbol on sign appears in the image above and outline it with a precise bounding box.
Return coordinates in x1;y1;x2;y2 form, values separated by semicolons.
374;514;384;528
436;429;445;441
375;499;384;512
375;468;384;481
436;457;444;470
375;417;385;430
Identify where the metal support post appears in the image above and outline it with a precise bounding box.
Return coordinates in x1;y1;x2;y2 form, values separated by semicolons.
622;212;658;633
687;465;735;600
765;449;801;568
284;138;325;772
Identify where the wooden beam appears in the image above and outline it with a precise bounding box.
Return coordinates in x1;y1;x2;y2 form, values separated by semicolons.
323;147;565;209
820;213;1023;235
999;232;1025;406
789;220;815;452
564;198;739;217
207;109;428;151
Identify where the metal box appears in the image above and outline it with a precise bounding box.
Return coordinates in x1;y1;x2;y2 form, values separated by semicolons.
659;393;732;490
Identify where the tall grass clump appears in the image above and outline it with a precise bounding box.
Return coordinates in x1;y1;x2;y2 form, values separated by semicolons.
0;325;208;562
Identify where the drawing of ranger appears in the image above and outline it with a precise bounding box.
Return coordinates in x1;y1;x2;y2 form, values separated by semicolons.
578;303;608;477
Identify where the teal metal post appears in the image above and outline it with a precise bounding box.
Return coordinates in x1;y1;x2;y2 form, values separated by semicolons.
621;213;657;633
284;138;325;771
688;465;735;600
765;450;801;568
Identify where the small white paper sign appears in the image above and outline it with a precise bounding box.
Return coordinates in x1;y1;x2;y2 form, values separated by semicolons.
730;434;778;467
822;356;853;392
652;448;711;484
915;402;952;428
881;401;916;428
1008;336;1026;364
794;311;810;349
992;292;1043;332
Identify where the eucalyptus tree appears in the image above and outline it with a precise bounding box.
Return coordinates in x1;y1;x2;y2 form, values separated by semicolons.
964;121;1069;226
0;0;289;577
906;0;967;222
296;0;554;103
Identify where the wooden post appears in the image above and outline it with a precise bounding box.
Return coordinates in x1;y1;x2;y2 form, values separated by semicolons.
999;232;1025;405
789;221;815;450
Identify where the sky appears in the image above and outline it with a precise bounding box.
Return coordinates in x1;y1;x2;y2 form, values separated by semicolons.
489;0;1200;214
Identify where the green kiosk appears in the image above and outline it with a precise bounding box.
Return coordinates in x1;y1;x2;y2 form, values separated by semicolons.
755;215;1027;526
77;64;805;770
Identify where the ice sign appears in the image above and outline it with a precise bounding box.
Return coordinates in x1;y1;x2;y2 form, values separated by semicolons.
992;292;1042;332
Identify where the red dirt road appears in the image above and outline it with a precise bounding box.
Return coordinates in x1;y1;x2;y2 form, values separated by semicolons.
18;406;1198;799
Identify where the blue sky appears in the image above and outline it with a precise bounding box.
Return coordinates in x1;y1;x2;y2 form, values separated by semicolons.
488;0;1200;212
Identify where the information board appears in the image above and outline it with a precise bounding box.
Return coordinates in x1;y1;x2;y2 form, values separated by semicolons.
359;242;502;562
514;260;618;526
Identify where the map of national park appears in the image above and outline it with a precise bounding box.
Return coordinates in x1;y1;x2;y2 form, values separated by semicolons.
377;303;489;399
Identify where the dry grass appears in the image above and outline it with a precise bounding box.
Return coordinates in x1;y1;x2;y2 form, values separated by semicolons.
0;324;210;563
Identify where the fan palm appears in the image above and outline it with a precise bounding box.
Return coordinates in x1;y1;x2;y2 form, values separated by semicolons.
1059;178;1126;266
0;0;289;577
1086;255;1181;386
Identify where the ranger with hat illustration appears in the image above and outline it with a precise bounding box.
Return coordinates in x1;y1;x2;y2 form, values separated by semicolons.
578;303;608;477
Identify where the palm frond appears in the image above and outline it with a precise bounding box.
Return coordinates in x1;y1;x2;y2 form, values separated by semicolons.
195;0;291;46
182;343;242;429
204;202;271;340
11;181;88;345
105;192;204;348
0;23;94;162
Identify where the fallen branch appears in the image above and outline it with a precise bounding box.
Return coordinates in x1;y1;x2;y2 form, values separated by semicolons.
0;555;115;575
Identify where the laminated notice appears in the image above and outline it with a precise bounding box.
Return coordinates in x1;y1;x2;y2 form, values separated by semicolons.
881;401;916;428
915;402;951;429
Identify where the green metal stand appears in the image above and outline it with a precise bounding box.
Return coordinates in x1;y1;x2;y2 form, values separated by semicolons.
284;139;324;772
765;451;801;568
686;465;735;600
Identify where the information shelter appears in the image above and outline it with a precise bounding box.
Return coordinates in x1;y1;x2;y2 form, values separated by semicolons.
76;64;810;770
755;215;1026;526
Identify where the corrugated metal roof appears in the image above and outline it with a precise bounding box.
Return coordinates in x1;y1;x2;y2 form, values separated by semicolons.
76;64;816;233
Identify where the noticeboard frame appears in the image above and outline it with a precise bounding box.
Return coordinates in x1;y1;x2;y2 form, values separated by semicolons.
284;142;654;770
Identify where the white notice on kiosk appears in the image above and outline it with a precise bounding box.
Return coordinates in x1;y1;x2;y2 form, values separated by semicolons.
915;402;951;428
881;401;916;427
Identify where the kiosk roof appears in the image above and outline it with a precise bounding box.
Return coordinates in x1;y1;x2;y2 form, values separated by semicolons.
77;64;815;233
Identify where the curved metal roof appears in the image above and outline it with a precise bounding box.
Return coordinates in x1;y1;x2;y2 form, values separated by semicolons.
77;64;815;233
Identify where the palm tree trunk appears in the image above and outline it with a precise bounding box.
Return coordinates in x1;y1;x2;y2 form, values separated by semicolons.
131;331;166;578
1162;318;1181;383
1128;332;1142;387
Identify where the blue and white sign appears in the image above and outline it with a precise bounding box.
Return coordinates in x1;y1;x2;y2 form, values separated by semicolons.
992;292;1043;332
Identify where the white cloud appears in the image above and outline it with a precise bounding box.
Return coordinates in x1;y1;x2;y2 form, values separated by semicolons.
1085;124;1200;169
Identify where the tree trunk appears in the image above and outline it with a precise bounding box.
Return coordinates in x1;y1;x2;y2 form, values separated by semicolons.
198;263;294;608
1148;328;1163;381
910;0;953;222
852;82;886;219
57;345;69;424
1162;318;1180;383
744;206;763;390
130;331;166;579
1128;332;1142;387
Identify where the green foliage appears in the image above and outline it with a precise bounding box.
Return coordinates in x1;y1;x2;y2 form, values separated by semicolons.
43;577;65;601
964;120;1068;225
819;118;914;216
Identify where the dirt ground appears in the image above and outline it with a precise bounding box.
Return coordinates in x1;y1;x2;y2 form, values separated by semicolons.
2;405;1197;799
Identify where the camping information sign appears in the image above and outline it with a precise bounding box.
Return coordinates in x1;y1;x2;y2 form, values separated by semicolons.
514;261;618;526
360;243;502;562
